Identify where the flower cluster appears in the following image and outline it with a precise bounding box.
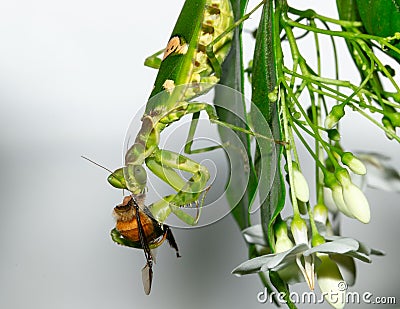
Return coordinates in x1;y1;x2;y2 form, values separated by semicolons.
233;152;399;307
233;222;384;309
233;152;392;308
230;2;400;308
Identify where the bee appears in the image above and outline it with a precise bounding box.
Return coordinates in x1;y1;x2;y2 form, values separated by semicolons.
111;194;180;295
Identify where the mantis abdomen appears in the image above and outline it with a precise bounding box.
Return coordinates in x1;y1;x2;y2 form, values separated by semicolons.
147;0;234;108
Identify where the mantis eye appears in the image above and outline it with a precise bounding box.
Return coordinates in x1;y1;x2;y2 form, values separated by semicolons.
133;165;147;185
123;164;147;193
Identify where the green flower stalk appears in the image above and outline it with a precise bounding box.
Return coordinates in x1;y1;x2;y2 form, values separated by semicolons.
386;110;400;127
382;117;396;139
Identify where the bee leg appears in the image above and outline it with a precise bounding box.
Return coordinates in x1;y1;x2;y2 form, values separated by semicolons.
165;226;181;258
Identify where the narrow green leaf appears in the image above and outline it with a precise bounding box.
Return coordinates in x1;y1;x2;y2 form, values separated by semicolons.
217;1;279;304
269;272;298;309
215;0;256;230
250;0;285;256
250;3;294;308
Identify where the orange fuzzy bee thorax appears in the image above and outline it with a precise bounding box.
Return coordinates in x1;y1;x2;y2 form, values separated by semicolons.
113;195;162;243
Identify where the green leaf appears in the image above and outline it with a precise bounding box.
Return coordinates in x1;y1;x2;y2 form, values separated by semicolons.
269;272;298;309
355;0;400;62
250;0;285;257
336;0;387;95
336;0;397;132
215;0;256;230
250;2;293;307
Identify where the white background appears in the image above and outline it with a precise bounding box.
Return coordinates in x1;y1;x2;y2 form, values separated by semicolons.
0;0;399;308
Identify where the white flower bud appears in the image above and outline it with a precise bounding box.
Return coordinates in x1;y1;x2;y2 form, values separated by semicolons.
275;221;294;253
325;114;338;130
323;187;339;213
291;217;308;245
342;183;371;224
313;204;328;224
292;164;310;203
342;152;367;175
331;184;355;219
336;169;371;224
325;105;345;129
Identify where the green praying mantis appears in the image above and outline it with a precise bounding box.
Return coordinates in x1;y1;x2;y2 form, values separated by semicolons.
104;0;275;294
109;0;271;226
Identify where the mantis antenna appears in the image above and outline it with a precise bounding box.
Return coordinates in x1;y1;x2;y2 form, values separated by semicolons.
81;156;114;174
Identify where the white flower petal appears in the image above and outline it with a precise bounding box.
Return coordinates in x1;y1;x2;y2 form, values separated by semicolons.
242;224;267;246
335;166;370;223
275;235;294;253
341;152;367;175
277;262;305;284
349;172;367;191
264;244;309;270
331;254;356;287
317;254;346;309
232;244;308;276
313;204;328;224
345;251;371;263
303;238;359;256
325;235;385;256
232;255;275;276
325;113;339;129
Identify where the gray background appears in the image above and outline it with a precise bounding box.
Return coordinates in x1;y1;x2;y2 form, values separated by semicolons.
0;0;399;308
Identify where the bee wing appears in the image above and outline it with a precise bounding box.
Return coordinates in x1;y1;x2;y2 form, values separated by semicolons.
142;263;153;295
150;248;158;263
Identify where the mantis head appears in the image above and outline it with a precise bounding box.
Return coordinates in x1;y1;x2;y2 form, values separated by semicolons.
108;165;147;194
